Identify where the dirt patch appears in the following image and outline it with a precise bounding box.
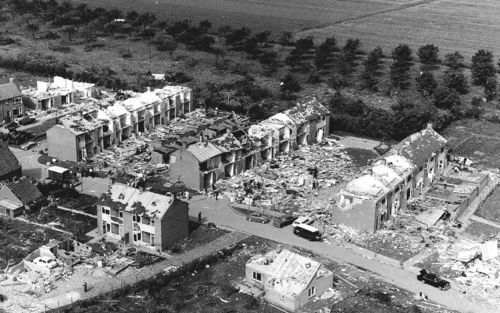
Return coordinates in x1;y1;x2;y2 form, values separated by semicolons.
463;221;500;241
343;147;379;167
172;222;229;253
26;206;97;236
475;187;500;223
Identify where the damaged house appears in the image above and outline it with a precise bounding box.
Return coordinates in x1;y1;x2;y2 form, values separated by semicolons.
246;248;333;312
46;85;193;162
0;141;22;182
170;99;330;191
21;76;96;111
0;177;43;217
333;124;447;233
97;183;189;252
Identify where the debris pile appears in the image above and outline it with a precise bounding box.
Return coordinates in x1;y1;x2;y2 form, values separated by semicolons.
216;142;359;219
435;238;500;307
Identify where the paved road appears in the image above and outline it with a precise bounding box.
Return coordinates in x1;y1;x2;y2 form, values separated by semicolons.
188;195;494;313
10;146;49;180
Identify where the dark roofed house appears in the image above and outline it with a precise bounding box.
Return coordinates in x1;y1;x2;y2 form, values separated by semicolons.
0;80;23;122
169;141;223;191
0;141;22;182
0;177;43;216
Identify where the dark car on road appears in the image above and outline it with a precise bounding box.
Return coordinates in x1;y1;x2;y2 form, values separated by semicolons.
246;212;270;224
272;215;297;228
417;269;451;290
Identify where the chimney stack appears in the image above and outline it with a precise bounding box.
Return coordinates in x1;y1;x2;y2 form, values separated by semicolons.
427;123;433;130
181;141;187;149
9;77;15;84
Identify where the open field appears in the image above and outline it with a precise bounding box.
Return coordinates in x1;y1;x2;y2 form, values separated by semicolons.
72;0;500;59
70;0;405;33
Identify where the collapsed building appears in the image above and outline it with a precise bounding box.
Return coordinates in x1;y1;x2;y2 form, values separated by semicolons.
21;76;96;111
97;183;189;252
46;86;192;162
333;124;448;233
245;248;333;312
170;98;330;191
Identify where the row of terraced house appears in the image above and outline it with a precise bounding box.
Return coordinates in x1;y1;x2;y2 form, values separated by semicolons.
169;98;330;191
45;84;192;162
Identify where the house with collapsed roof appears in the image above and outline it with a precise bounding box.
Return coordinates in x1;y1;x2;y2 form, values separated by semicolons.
46;85;193;162
97;183;188;251
0;79;23;122
246;248;333;312
21;76;96;111
281;98;330;145
0;141;22;182
0;177;44;217
47;109;104;162
333;124;448;233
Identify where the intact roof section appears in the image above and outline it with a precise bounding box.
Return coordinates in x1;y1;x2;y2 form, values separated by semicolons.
6;178;43;204
187;142;222;162
393;126;447;167
0;141;21;177
0;83;21;101
48;166;70;174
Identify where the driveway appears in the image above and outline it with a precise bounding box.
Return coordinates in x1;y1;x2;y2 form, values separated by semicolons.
187;195;493;313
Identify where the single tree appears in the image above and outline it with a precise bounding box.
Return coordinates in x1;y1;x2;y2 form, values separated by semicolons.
295;36;314;54
285;49;302;70
363;47;384;73
433;86;460;109
392;44;412;63
442;68;468;94
62;26;77;42
343;38;360;62
417;44;439;65
26;23;39;39
198;20;212;33
484;77;497;101
279;31;293;48
259;51;278;71
255;31;271;47
390;60;411;89
415;70;437;96
443;51;465;70
158;40;178;57
280;73;301;94
471;49;496;86
359;68;378;91
126;10;139;22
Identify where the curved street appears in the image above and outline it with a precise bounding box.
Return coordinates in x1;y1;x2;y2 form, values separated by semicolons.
188;195;494;313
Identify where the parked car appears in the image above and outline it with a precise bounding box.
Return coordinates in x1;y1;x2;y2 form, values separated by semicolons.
246;212;270;224
417;269;451;290
33;256;58;269
293;224;322;241
292;215;315;227
21;141;36;150
273;215;297;228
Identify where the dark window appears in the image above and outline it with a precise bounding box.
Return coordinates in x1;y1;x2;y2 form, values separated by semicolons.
253;271;262;281
111;223;119;234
